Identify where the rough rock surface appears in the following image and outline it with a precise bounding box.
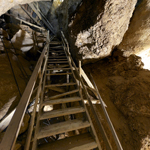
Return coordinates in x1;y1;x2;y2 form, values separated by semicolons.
47;0;82;33
84;50;150;149
68;0;137;62
118;0;150;57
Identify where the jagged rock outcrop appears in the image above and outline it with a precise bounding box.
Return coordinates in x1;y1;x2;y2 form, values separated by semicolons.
118;0;150;57
68;0;137;62
47;0;82;32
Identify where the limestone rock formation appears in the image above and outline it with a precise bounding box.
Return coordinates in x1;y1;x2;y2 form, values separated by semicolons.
68;0;137;62
118;0;150;57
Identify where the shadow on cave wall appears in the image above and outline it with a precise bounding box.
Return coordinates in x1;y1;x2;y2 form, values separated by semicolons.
66;0;106;65
69;0;105;35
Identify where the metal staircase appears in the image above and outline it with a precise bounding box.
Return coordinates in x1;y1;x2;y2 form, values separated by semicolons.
0;3;123;150
29;37;100;150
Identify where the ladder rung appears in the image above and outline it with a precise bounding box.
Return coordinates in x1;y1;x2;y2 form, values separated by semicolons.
45;82;76;87
47;65;69;69
68;142;97;150
37;133;97;150
50;51;64;53
43;96;82;106
48;61;68;64
37;119;90;139
46;72;72;76
50;46;63;48
45;89;79;100
40;106;85;120
48;56;67;58
48;59;67;61
46;68;71;71
54;54;66;56
50;41;62;44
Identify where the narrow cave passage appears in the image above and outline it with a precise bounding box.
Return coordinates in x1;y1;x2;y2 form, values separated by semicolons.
0;0;150;150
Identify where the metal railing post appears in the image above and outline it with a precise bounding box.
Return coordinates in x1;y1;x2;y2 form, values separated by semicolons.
79;60;82;94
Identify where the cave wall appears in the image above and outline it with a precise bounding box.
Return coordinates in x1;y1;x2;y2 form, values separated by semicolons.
68;0;137;63
46;0;82;33
118;0;150;57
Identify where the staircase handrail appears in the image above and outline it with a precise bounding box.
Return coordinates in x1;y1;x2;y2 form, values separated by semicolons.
61;31;112;150
61;31;123;150
0;31;50;150
90;74;123;150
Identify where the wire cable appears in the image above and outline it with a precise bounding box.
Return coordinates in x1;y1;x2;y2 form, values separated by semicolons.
0;36;22;97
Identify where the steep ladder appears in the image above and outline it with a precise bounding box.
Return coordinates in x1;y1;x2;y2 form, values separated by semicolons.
31;38;101;150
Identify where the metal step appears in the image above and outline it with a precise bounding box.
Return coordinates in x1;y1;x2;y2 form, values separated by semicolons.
49;51;64;53
48;59;67;61
37;133;97;150
40;106;85;120
46;86;65;93
46;72;72;76
47;64;69;69
45;89;79;100
50;41;62;45
37;119;90;139
48;56;67;58
50;46;63;49
45;82;76;87
69;142;97;150
43;96;81;106
48;61;68;64
46;68;71;71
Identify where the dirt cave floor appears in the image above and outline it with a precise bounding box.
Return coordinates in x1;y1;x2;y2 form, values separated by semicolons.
83;51;150;150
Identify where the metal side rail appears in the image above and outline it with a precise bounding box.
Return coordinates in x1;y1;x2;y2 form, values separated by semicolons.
20;3;55;35
0;31;50;150
61;31;123;150
5;13;46;33
90;75;123;150
27;37;100;149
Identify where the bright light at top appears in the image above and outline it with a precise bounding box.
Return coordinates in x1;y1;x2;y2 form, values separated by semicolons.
54;0;64;2
137;48;150;70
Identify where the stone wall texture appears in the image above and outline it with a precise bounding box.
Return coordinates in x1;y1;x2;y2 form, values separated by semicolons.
68;0;137;62
118;0;150;57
